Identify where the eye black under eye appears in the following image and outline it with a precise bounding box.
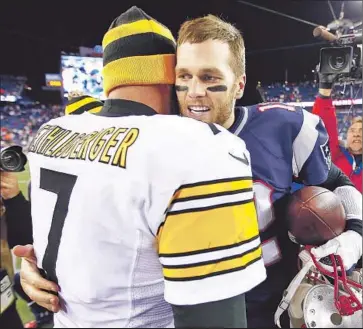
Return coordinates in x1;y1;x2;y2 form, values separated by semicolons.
175;85;188;92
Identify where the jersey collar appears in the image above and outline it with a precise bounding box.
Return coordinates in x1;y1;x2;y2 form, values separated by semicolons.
228;107;249;135
95;99;157;117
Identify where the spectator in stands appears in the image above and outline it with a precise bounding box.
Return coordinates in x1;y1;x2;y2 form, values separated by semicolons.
313;74;362;192
262;79;320;103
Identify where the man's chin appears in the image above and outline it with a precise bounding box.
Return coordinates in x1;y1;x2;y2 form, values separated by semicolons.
349;146;362;155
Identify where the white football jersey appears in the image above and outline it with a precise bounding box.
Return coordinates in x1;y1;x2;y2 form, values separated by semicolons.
28;107;266;328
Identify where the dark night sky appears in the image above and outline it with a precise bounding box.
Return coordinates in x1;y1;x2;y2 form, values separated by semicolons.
1;0;362;104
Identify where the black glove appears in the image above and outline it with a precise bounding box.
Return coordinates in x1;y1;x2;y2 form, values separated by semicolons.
318;71;338;90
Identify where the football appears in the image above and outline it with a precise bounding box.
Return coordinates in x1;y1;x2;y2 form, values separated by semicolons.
286;186;346;246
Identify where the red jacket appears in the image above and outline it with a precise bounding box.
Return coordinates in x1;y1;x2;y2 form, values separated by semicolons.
312;96;362;192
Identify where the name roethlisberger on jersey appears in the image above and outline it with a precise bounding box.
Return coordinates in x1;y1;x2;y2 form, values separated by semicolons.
28;124;139;168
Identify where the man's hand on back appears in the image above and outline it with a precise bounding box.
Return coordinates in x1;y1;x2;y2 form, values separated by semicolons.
13;244;61;313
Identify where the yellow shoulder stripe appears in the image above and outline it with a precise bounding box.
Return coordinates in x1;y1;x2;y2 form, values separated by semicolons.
173;178;252;201
65;97;97;114
88;106;103;114
163;246;262;281
158;200;258;256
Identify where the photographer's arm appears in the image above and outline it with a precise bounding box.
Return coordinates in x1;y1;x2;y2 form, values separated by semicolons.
312;74;340;161
1;173;33;248
4;193;33;248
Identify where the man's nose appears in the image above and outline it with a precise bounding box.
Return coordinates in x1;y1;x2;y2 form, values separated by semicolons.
188;79;206;98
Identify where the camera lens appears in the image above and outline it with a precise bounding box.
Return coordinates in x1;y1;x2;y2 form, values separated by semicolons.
320;46;353;75
0;149;22;171
328;53;347;71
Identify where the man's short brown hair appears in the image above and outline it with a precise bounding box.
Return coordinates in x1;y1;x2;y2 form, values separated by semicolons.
177;14;245;77
351;117;362;126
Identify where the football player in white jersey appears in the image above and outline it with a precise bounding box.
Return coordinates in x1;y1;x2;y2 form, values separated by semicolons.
15;6;266;328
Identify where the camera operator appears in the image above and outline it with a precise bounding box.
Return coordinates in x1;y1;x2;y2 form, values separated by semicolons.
312;73;362;192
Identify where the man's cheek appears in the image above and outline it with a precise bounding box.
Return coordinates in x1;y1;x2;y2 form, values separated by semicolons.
175;94;185;107
179;106;190;118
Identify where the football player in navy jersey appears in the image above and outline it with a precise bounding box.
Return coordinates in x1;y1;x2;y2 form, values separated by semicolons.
175;14;362;327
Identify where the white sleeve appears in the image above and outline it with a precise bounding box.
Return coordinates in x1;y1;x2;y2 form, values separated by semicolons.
156;127;266;306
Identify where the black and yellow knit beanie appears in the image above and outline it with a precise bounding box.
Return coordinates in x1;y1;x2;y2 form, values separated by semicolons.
102;6;176;96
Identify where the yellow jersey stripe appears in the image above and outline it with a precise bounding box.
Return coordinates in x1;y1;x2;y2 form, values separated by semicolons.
88;106;103;114
170;187;253;205
65;97;97;114
158;200;259;256
167;198;253;216
66;95;89;106
164;177;252;213
103;19;175;50
159;234;260;258
163;247;262;281
162;244;262;269
173;177;253;201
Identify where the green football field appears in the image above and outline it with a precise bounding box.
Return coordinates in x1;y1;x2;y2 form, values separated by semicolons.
16;165;30;198
13;165;35;325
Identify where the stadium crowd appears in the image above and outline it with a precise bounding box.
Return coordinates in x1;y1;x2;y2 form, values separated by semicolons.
1;86;360;151
262;80;362;103
0;103;63;150
263;80;319;102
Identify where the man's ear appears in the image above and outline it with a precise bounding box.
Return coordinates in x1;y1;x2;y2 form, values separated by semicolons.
235;74;246;99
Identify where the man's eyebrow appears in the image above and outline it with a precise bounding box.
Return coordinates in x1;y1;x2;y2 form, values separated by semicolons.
175;67;225;76
175;67;189;74
199;68;224;76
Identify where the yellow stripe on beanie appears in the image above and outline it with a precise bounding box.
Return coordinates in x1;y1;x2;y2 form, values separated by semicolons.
103;54;175;95
103;19;175;51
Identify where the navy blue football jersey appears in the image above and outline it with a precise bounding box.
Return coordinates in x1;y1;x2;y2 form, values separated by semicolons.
229;103;331;269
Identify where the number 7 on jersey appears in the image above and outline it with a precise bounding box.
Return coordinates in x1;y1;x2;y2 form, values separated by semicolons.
40;168;78;284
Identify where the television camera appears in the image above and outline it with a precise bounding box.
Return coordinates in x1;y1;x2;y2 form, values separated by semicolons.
238;1;362;84
313;17;362;83
0;146;27;172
